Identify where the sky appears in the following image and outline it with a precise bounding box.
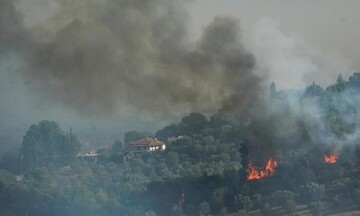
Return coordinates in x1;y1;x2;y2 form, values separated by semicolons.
1;0;359;145
188;0;360;88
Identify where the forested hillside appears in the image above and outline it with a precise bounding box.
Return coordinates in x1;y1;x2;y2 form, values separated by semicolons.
2;73;360;215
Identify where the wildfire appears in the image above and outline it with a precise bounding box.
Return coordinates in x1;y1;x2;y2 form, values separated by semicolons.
247;158;278;181
324;154;339;164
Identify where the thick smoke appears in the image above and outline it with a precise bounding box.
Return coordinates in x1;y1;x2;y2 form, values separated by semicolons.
1;0;260;116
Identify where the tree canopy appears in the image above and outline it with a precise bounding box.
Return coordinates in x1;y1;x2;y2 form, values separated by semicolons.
21;120;81;171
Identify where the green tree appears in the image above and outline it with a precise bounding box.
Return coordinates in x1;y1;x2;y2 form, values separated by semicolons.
112;140;123;153
273;190;296;214
172;204;183;216
124;131;149;144
155;124;180;141
200;201;211;215
241;196;253;215
219;207;228;216
347;72;360;88
109;140;124;163
354;187;360;207
260;203;271;215
212;187;228;206
167;151;180;169
235;194;253;215
336;73;346;91
303;82;323;98
304;182;325;214
95;187;109;205
179;113;208;135
305;182;325;202
21;120;81;171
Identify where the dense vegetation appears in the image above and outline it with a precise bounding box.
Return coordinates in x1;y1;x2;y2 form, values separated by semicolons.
2;73;360;215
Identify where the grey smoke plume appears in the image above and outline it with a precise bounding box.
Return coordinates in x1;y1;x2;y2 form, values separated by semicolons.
1;0;259;116
250;18;352;90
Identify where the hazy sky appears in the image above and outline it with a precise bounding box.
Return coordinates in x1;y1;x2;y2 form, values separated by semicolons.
1;0;359;142
188;0;360;88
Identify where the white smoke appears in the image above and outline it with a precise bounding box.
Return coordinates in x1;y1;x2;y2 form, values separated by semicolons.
250;17;353;90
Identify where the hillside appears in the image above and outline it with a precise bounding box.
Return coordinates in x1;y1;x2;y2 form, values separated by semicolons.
2;74;360;215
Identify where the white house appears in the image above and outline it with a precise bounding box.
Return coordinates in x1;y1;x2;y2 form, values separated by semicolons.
123;137;166;162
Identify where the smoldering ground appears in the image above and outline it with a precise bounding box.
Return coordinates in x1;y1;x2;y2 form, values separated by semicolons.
0;0;260;117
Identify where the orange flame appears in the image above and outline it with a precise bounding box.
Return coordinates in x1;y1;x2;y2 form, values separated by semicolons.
247;158;278;181
324;154;338;164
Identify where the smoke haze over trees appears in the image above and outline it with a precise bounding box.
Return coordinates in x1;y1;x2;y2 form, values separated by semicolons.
0;0;359;137
2;75;360;215
1;1;360;215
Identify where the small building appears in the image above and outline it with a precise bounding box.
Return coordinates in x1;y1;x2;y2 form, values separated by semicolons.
126;137;166;152
123;137;166;162
76;150;99;163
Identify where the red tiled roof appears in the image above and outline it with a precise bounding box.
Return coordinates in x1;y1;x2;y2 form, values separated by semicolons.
127;137;164;147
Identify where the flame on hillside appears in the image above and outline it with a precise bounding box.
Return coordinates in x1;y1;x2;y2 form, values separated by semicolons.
247;158;278;181
324;153;339;164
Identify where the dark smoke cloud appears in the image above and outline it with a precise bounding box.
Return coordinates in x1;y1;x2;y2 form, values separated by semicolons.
0;0;27;49
1;0;260;116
